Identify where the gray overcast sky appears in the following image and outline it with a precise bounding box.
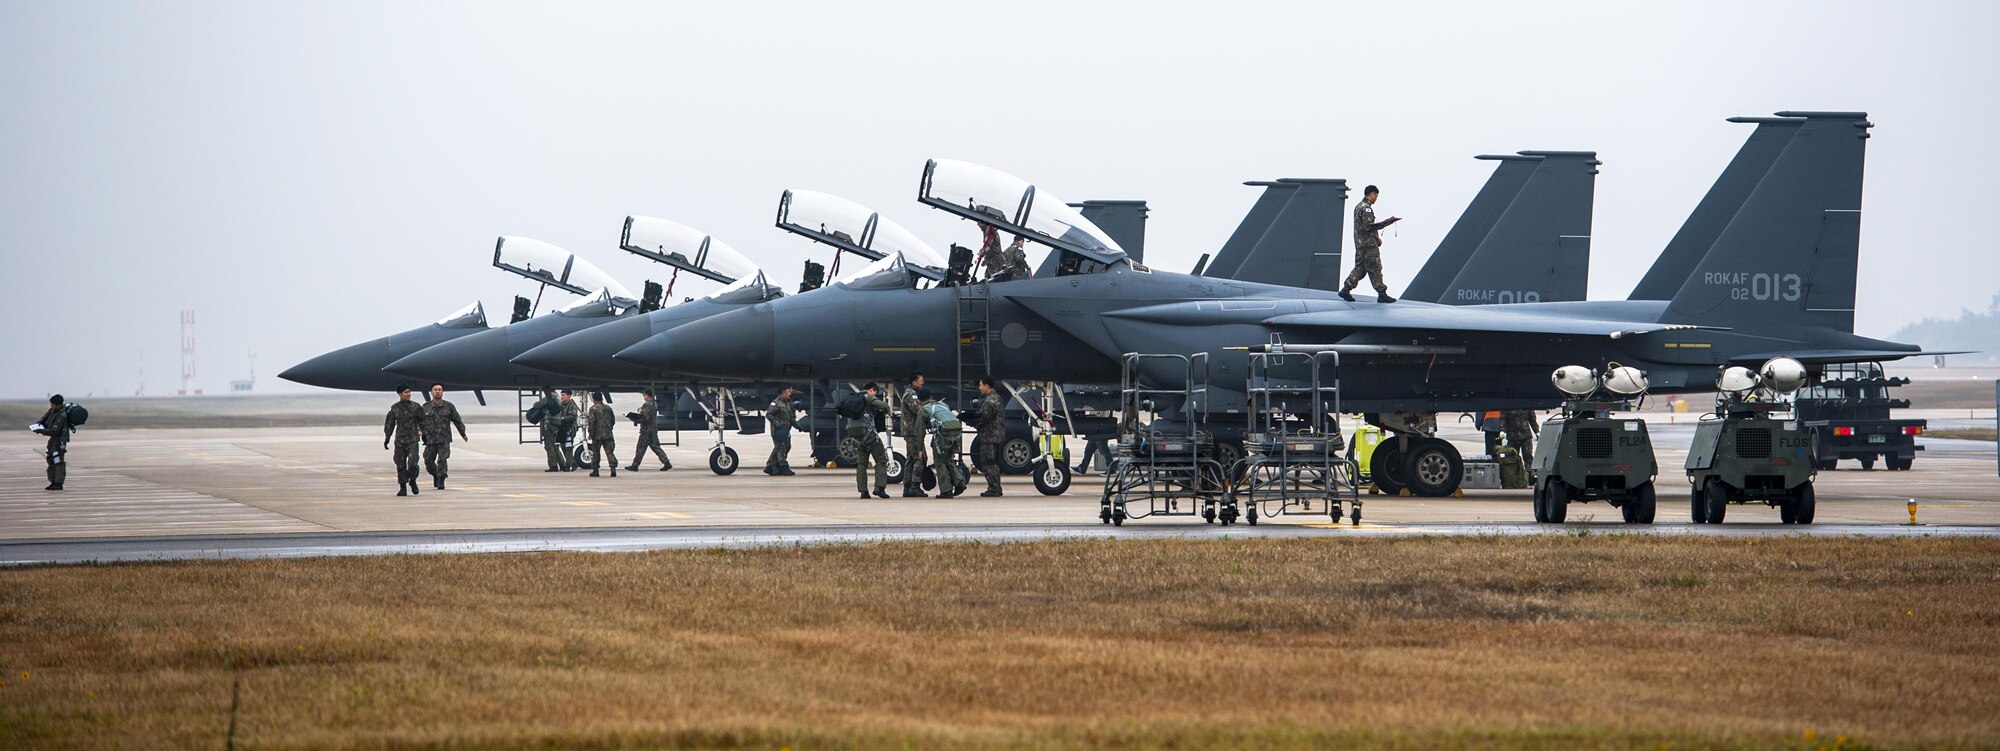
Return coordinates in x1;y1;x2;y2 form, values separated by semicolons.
3;0;1995;398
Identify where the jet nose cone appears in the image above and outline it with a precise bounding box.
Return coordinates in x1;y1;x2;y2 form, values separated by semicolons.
618;307;773;379
281;339;396;391
515;317;657;381
385;328;509;386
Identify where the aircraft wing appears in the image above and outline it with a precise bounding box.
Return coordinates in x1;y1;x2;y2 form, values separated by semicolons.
1725;349;1971;365
1263;306;1722;340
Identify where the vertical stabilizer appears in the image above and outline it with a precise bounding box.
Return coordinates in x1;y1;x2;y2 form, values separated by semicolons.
1439;151;1599;304
1629;116;1805;300
1043;200;1148;277
1201;181;1298;279
1229;178;1350;290
1665;112;1871;333
1402;154;1541;302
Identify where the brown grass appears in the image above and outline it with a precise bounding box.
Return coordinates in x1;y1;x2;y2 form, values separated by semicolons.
2;536;1996;750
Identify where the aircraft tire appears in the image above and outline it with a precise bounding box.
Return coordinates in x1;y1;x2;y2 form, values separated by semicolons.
709;446;739;476
1033;459;1072;496
886;451;907;486
1401;438;1464;497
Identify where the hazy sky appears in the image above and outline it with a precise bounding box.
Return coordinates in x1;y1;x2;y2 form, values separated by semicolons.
4;0;1995;398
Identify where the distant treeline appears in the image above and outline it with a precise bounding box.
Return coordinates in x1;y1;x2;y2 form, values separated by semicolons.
1893;294;2000;362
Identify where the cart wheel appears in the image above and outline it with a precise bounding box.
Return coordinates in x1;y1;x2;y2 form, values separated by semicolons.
1221;505;1237;526
1633;482;1657;524
1532;485;1549;523
1793;483;1816;524
1202;506;1216;524
1112;507;1126;526
1350;504;1362;525
1099;506;1111;524
1032;459;1072;496
1545;482;1569;523
1702;480;1730;524
1246;504;1258;525
709;446;739;476
1370;441;1409;496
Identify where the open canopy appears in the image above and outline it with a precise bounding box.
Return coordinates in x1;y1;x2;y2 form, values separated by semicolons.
493;236;634;300
433;301;487;328
620;216;758;285
918;159;1127;266
776;189;947;281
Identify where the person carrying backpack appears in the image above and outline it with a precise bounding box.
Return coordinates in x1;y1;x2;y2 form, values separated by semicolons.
34;394;78;491
922;390;966;498
840;383;892;499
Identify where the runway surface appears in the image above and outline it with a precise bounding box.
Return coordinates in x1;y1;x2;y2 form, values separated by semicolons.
4;411;1994;565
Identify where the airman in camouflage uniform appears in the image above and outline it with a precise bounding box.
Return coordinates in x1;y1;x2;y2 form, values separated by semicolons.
1502;409;1539;468
1340;184;1402;303
420;383;468;489
384;383;425;496
35;395;73;491
973;377;1007;497
764;386;797;476
900;373;929;497
922;391;965;498
585;392;617;477
848;383;892;499
625;390;672;471
542;390;580;472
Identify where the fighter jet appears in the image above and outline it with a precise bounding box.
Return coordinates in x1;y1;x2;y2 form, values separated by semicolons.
633;112;1937;497
279;236;630;394
380;236;662;390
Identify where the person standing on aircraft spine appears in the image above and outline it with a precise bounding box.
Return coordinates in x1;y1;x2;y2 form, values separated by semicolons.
384;383;424;496
34;394;73;491
1340;184;1402;303
976;223;1006;282
900;373;930;497
972;377;1007;497
764;385;797;476
923;390;965;498
585;392;617;477
420;383;468;490
626;390;672;472
846;383;892;498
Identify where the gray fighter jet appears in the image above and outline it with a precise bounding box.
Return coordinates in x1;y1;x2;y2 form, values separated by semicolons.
279;236;630;394
629;112;1936;497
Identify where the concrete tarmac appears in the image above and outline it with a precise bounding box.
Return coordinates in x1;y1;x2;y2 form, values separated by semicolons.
3;415;1995;564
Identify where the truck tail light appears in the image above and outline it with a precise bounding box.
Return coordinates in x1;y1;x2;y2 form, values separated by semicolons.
1904;426;1924;436
1832;426;1854;436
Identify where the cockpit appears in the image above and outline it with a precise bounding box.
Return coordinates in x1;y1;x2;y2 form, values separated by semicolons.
776;190;949;283
555;287;637;317
834;252;933;291
492;236;635;300
620;216;782;306
918;158;1130;280
433;301;487;328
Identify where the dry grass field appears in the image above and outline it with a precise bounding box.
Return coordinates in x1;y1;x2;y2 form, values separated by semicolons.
2;536;1997;750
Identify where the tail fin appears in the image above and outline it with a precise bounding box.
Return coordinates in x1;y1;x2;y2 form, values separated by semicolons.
1201;181;1298;280
1439;150;1599;304
1402;154;1540;302
1074;201;1149;262
1229;178;1350;290
1629;116;1805;300
1665;111;1871;332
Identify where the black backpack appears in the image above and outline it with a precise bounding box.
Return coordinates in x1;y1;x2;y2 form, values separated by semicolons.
524;403;545;425
837;392;868;420
65;403;88;427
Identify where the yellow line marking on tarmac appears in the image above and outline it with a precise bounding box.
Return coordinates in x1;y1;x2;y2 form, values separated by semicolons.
503;493;544;499
635;511;692;519
455;486;492;492
563;501;613;507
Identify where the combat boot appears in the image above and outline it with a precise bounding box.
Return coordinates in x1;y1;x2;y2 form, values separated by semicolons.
872;488;891;499
1338;288;1356;302
434;476;444;490
1377;293;1397;303
980;488;1003;498
589;468;601;477
397;481;408;497
903;485;928;498
609;466;617;477
410;481;418;495
625;464;640;472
